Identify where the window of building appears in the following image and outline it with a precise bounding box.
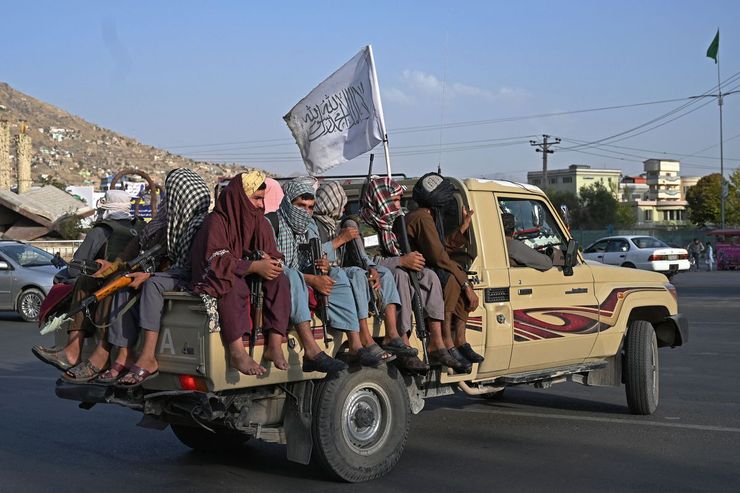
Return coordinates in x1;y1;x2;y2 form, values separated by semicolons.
562;177;573;183
644;210;653;221
662;211;669;221
531;179;540;185
549;178;557;184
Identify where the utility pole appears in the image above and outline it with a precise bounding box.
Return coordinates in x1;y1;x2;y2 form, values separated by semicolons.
530;134;561;187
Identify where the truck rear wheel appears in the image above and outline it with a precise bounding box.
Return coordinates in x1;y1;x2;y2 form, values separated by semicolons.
171;424;249;452
312;366;411;482
624;320;659;415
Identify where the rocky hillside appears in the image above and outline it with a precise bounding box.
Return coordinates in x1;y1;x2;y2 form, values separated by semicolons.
0;82;253;191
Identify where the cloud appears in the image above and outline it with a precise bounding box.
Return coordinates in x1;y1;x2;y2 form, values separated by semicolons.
382;87;414;105
401;69;529;103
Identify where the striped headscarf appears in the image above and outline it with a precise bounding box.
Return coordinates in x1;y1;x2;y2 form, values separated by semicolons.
360;177;404;256
276;178;315;268
314;181;347;239
165;168;211;270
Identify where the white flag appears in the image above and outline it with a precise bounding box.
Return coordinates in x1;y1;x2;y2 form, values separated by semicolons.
284;45;386;175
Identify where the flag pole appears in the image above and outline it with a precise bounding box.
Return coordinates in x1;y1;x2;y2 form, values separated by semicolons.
717;46;725;229
367;45;393;179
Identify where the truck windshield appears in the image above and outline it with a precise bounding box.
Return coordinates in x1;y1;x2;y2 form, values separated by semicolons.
498;198;566;249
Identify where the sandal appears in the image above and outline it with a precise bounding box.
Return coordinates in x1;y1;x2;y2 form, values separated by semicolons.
457;343;484;363
395;353;430;374
32;345;76;372
338;347;384;367
96;361;130;384
381;337;418;357
62;360;104;382
302;352;347;373
116;365;159;388
429;348;471;374
366;343;397;364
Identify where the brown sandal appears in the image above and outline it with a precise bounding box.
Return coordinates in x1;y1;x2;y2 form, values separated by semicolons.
116;365;159;388
96;361;130;384
62;360;104;382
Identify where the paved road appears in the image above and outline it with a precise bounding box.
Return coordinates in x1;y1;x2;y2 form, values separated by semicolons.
1;272;738;492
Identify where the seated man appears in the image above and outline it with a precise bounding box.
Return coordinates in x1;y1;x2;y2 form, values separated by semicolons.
191;172;294;376
502;213;553;271
267;178;357;372
407;172;483;371
32;189;144;371
62;168;211;385
355;177;468;373
313;181;424;370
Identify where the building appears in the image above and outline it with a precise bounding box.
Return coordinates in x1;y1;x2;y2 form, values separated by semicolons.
629;159;699;226
527;164;622;198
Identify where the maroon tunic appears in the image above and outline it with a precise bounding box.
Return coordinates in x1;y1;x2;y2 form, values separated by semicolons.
191;175;290;344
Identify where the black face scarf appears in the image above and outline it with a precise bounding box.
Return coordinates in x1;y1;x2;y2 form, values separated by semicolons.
412;172;456;242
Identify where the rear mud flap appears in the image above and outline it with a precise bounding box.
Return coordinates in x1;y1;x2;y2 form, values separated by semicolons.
284;380;314;465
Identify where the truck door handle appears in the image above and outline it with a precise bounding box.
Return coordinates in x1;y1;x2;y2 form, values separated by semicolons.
565;287;588;294
518;288;532;295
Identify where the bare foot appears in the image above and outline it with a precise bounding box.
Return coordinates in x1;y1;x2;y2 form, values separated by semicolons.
228;344;266;376
263;332;289;371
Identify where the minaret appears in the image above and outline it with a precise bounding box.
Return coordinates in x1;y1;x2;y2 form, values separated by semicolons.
15;121;32;194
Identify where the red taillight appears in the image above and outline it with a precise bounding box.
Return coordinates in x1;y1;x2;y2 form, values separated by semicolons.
179;375;208;392
678;253;688;260
648;254;665;261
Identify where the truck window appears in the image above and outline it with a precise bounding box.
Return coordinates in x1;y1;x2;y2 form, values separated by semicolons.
498;197;567;251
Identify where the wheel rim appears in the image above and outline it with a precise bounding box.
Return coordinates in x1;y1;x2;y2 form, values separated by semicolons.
341;382;391;456
650;334;659;397
21;292;42;320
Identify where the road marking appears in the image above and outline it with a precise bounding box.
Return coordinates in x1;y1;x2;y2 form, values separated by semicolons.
440;407;740;433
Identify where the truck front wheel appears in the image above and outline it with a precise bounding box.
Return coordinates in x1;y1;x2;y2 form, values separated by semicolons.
312;366;411;482
624;320;659;415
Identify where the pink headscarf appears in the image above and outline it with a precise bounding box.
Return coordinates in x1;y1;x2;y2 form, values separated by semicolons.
263;177;284;213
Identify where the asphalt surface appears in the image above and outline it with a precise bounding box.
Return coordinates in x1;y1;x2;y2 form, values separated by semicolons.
1;271;739;492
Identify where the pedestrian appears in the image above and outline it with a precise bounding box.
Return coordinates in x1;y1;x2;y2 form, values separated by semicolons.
705;241;714;271
687;238;704;272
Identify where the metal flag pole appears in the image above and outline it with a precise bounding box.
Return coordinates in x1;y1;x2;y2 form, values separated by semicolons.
367;44;393;179
717;50;726;229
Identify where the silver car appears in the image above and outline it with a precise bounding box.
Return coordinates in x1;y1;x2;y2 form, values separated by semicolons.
0;241;61;322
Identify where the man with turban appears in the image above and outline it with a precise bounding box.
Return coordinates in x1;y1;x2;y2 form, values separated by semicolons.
407;172;484;372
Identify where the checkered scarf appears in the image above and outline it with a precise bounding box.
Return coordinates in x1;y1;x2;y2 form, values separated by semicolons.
360;177;403;256
165;168;211;270
276;179;314;268
314;181;347;239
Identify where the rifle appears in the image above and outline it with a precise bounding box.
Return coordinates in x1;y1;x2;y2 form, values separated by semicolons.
299;237;332;346
341;217;381;318
68;259;103;276
247;250;265;357
40;244;163;335
395;214;430;364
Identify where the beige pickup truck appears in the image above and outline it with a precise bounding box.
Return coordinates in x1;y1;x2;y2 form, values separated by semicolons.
56;176;688;482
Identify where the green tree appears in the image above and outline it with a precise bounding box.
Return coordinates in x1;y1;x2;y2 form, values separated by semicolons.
615;202;636;228
572;182;619;229
686;173;721;227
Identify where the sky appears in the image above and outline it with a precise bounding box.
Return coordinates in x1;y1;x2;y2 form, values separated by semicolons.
1;0;739;181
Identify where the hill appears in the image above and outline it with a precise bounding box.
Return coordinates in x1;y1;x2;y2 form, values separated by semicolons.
0;82;252;191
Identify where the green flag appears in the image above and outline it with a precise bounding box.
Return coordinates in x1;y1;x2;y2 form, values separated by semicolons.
707;30;719;63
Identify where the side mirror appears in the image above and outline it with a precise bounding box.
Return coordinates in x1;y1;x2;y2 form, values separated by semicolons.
0;261;9;270
51;252;67;269
563;239;578;276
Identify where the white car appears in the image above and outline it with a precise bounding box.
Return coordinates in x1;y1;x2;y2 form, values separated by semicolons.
582;235;690;277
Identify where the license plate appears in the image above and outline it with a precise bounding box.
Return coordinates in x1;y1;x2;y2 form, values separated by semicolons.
667;254;677;260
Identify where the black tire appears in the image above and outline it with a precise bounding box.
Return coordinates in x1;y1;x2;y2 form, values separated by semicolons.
170;424;249;453
312;366;411;482
621;262;636;268
624;320;659;415
18;288;44;322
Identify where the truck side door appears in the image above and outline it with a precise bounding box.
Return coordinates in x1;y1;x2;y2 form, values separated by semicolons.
498;195;599;371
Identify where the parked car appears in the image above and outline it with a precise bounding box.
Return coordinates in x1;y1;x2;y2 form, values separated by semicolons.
0;240;62;321
583;235;690;276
